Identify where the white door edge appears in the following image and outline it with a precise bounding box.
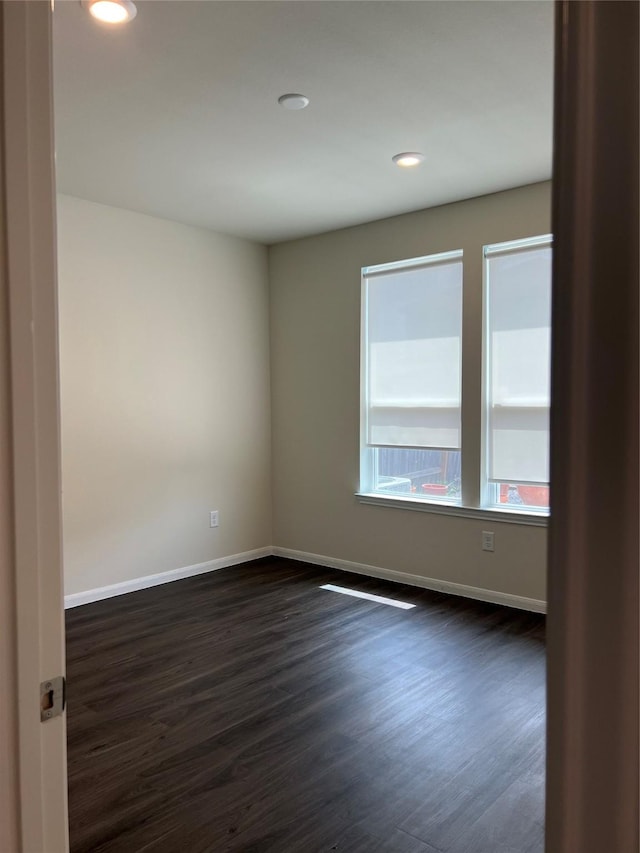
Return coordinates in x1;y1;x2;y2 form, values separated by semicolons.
2;1;69;850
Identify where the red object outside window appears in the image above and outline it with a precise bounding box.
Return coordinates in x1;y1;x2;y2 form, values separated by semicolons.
422;483;448;496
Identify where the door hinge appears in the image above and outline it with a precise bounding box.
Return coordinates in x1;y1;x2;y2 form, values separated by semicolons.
40;676;66;722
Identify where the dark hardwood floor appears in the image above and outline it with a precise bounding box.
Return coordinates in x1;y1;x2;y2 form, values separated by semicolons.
66;558;546;853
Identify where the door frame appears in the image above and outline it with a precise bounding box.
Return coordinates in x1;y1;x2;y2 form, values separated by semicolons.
1;1;68;851
1;2;636;852
545;3;639;851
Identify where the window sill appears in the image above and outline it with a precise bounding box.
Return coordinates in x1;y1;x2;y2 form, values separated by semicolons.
355;492;549;527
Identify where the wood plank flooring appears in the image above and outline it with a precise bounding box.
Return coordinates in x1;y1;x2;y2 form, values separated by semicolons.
66;558;546;852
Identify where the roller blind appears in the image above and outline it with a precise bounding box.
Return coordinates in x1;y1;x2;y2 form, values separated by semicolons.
485;240;552;483
363;252;463;450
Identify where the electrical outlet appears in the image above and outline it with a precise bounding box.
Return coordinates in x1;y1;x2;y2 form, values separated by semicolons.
482;530;494;552
209;510;219;528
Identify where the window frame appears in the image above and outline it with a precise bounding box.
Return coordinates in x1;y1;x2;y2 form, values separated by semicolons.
481;234;553;516
356;236;552;527
359;249;464;506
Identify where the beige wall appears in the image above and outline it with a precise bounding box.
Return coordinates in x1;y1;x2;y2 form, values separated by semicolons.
59;183;551;604
57;195;272;596
269;181;551;603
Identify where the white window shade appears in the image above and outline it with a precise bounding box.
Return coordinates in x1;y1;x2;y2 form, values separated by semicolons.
364;256;462;449
486;243;552;483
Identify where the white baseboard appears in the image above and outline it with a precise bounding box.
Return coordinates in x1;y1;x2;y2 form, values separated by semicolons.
64;545;546;614
64;547;272;609
272;546;547;614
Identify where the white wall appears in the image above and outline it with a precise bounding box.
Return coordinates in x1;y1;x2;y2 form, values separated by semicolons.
57;195;271;596
269;182;551;604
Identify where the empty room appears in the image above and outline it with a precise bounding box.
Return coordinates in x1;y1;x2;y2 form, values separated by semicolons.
54;3;551;850
1;0;632;852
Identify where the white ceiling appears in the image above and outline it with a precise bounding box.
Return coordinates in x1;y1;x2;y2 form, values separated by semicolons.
53;0;554;245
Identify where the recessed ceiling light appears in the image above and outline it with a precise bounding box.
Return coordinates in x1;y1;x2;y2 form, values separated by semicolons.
392;152;425;168
278;94;310;111
81;0;137;24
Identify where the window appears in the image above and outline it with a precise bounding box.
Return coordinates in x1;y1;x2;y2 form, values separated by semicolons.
359;235;552;520
483;236;552;512
360;251;463;503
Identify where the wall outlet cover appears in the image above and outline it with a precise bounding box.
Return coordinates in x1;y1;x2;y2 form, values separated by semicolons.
482;531;495;552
